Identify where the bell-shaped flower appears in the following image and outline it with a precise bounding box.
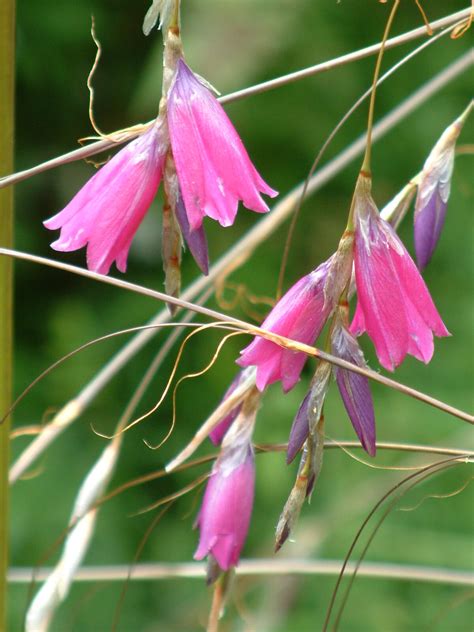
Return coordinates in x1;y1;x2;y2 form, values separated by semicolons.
194;389;259;571
331;309;375;456
237;251;351;393
44;123;167;275
167;59;278;231
414;103;472;270
350;174;449;371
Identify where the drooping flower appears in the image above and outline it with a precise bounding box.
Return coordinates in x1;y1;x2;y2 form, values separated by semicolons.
167;59;278;231
237;254;348;393
350;174;449;371
195;389;259;571
175;187;209;275
44;123;167;275
331;309;375;456
414;103;472;270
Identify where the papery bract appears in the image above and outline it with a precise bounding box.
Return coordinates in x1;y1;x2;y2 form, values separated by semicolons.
286;361;331;464
194;449;255;570
167;59;277;231
237;257;337;393
414;105;471;270
44;123;167;275
350;175;449;371
332;315;375;456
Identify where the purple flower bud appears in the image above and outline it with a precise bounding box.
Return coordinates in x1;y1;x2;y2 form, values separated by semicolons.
175;189;209;275
286;361;331;464
414;104;471;270
332;312;376;456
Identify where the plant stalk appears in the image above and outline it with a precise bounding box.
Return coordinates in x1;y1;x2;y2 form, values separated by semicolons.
0;0;15;629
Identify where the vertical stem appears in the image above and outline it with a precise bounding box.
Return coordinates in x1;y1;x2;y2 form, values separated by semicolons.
0;1;15;630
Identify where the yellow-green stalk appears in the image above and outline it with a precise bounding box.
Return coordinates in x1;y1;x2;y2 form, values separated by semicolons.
0;1;15;629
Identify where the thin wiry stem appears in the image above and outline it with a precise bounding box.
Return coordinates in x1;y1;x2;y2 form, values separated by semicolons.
0;8;469;190
7;52;472;483
276;20;456;297
3;247;472;429
7;560;474;586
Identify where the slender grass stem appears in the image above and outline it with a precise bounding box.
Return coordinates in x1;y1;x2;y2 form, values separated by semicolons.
0;8;469;190
0;1;15;629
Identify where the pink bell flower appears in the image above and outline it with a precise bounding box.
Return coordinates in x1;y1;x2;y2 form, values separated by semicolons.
237;257;336;393
350;175;449;371
194;438;255;570
44;123;167;275
167;59;278;231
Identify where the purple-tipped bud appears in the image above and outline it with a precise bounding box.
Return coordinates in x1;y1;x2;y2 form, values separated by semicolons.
350;174;449;372
332;310;376;456
414;103;471;270
286;361;331;464
167;59;277;231
175;189;209;275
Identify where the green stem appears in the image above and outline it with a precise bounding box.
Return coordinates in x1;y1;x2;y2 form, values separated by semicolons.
0;1;15;630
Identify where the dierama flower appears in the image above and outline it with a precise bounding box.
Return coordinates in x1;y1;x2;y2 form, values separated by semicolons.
414;103;472;270
44;123;167;275
237;250;351;393
209;369;254;445
167;59;278;231
331;307;375;456
350;174;449;372
195;389;259;571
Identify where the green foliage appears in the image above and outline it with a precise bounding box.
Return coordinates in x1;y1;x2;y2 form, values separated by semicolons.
9;0;473;629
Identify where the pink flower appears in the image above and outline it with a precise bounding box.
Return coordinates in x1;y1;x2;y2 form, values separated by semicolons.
44;123;167;274
209;370;248;445
237;257;336;392
350;176;449;371
194;448;255;571
167;59;277;231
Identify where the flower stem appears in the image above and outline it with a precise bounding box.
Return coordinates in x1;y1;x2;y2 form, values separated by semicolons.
0;0;15;629
361;0;400;175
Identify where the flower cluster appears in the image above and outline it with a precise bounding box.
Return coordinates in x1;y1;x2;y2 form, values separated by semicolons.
44;60;276;275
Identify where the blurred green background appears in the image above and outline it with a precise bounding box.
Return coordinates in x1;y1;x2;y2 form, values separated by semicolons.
8;0;473;630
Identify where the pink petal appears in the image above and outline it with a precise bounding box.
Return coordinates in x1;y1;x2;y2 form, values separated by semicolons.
168;60;277;231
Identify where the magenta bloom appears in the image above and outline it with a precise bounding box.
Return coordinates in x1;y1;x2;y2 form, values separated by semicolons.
209;371;248;445
350;179;449;371
237;258;336;392
44;124;167;274
167;59;277;231
194;448;255;570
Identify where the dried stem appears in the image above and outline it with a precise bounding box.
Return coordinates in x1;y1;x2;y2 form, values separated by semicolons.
7;52;472;483
0;1;15;629
0;8;469;190
7;560;473;586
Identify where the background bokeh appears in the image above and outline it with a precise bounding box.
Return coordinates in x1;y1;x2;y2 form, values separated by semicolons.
9;1;473;630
